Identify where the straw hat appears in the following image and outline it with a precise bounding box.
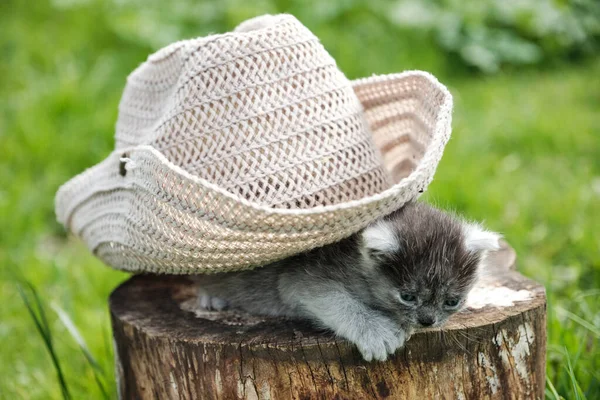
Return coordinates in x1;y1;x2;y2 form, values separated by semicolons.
55;14;453;274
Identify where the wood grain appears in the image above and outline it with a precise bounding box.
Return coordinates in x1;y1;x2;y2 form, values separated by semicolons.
110;241;546;399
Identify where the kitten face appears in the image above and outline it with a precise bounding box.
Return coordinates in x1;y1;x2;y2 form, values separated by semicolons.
361;202;500;328
372;251;478;328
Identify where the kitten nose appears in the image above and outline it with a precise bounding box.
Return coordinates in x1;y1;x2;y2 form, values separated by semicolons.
418;317;435;327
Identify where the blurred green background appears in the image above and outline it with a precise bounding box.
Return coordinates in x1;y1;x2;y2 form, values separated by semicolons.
1;0;599;398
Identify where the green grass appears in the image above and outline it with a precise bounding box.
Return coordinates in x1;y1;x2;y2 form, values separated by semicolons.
1;0;599;398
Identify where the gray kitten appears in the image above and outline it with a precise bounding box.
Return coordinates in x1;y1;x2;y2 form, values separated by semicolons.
193;201;500;361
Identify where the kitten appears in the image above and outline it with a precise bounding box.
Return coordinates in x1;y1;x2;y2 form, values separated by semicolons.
193;201;500;361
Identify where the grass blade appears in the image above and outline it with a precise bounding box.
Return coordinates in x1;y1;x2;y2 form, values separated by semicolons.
565;347;586;400
546;375;563;400
52;303;110;400
17;282;71;400
557;307;600;338
101;322;118;398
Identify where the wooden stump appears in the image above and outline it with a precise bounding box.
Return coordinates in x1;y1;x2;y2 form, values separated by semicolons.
110;242;546;400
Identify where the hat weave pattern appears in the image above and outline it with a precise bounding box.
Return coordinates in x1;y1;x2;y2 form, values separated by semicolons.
116;16;391;208
55;14;453;274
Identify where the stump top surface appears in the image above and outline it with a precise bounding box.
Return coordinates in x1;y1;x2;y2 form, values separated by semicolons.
110;241;545;346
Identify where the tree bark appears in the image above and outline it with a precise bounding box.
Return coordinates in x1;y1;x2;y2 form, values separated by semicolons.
110;241;546;400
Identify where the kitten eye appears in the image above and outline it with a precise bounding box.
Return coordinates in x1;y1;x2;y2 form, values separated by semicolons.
444;298;461;309
399;293;417;304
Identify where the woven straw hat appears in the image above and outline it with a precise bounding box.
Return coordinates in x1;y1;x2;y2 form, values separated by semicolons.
55;14;453;274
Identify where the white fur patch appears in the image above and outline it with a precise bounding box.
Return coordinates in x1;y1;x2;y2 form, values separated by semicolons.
362;220;400;253
464;223;501;253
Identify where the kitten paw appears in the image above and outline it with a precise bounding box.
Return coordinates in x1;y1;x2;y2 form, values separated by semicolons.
197;293;229;311
353;319;408;362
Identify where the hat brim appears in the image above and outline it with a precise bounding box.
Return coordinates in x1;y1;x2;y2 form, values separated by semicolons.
55;70;452;274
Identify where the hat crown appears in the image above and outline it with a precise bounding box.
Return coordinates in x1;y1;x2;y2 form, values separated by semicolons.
114;14;391;208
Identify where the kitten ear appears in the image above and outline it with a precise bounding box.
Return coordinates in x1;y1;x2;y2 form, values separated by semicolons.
361;220;400;254
463;223;501;253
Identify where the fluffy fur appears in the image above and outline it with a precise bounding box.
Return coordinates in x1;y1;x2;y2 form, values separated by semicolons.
193;201;500;361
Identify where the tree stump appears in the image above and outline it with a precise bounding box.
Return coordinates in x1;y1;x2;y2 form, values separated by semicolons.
110;241;546;400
